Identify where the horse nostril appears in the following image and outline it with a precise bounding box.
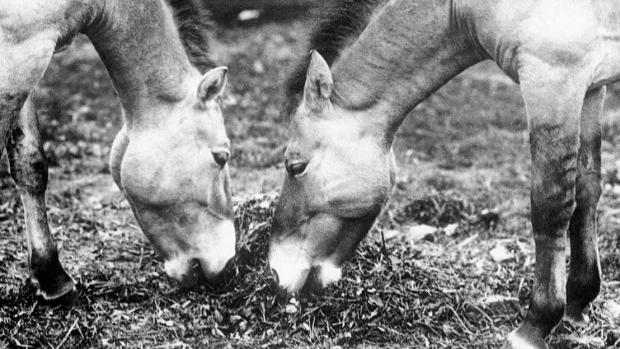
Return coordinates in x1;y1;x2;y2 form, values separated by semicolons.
302;267;325;295
211;151;230;168
285;160;308;177
269;267;280;285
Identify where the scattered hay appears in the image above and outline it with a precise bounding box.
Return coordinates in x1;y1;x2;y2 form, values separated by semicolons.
1;191;618;348
234;192;277;268
393;192;476;226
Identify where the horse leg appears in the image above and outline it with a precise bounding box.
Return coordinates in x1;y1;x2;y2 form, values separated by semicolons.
1;34;70;301
0;29;58;149
564;87;605;323
7;97;76;301
0;93;28;154
506;63;585;349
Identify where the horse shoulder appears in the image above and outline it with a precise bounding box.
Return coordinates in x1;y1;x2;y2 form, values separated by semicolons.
0;0;91;49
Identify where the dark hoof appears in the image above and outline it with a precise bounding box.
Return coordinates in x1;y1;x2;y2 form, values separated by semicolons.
30;251;78;305
34;275;78;306
563;304;590;325
505;328;549;349
37;286;78;306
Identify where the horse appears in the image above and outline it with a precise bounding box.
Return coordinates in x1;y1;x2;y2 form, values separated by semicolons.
269;0;619;347
0;0;236;302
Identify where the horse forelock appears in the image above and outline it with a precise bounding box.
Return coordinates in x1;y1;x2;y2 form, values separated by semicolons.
166;0;216;74
285;0;387;108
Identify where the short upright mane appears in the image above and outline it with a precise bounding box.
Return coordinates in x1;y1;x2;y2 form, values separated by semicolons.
285;0;386;105
167;0;216;74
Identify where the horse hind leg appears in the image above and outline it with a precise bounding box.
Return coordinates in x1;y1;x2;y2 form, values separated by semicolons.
564;86;605;323
7;97;76;302
506;61;586;349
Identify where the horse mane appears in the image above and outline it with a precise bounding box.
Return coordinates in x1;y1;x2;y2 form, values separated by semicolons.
285;0;386;110
167;0;216;74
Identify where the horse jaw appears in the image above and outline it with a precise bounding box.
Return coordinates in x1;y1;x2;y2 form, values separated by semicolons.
110;126;128;191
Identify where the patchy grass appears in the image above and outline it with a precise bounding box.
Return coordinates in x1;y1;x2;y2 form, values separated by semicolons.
1;13;620;349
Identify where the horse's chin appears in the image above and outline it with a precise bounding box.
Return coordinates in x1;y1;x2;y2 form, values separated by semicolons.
268;252;344;294
130;203;236;286
269;212;377;294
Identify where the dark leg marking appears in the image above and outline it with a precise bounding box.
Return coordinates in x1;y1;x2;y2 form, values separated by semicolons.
565;87;604;322
7;99;75;301
517;122;580;342
0;92;28;154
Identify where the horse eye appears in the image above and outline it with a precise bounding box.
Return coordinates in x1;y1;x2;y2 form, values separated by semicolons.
211;150;230;168
285;159;308;177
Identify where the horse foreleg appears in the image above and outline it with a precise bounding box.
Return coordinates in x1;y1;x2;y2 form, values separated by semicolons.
0;92;28;155
507;62;585;349
564;86;605;323
7;97;76;302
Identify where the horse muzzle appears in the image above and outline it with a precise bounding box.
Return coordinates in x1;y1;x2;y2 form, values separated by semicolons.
163;220;237;287
164;251;235;288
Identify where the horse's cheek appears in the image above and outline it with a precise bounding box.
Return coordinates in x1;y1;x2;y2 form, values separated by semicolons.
120;150;165;206
110;127;129;190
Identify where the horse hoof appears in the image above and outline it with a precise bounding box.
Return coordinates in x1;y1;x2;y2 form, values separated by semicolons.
35;277;78;306
505;329;549;349
563;305;590;325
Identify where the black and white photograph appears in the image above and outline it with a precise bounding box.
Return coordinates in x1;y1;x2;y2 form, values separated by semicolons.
0;0;619;348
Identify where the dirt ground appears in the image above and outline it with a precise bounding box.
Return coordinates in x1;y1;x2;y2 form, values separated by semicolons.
1;10;619;349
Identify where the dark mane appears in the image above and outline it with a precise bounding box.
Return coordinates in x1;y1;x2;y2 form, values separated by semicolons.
167;0;216;74
285;0;386;107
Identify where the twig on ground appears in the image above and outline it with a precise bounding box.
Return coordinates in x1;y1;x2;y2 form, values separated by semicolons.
55;319;79;349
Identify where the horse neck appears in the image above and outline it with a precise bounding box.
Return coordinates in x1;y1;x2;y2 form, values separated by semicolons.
331;0;482;143
83;0;198;129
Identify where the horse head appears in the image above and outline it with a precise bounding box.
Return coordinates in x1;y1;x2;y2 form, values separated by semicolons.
110;66;235;287
269;52;396;293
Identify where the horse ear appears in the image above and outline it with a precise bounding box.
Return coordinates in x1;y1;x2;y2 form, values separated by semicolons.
303;51;333;111
198;66;228;103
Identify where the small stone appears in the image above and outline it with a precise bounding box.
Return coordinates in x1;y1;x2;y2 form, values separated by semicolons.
238;9;261;21
382;229;400;240
252;60;265;74
490;244;513;263
603;300;620;325
229;315;243;324
443;223;458;236
285;304;297;314
406;225;437;242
